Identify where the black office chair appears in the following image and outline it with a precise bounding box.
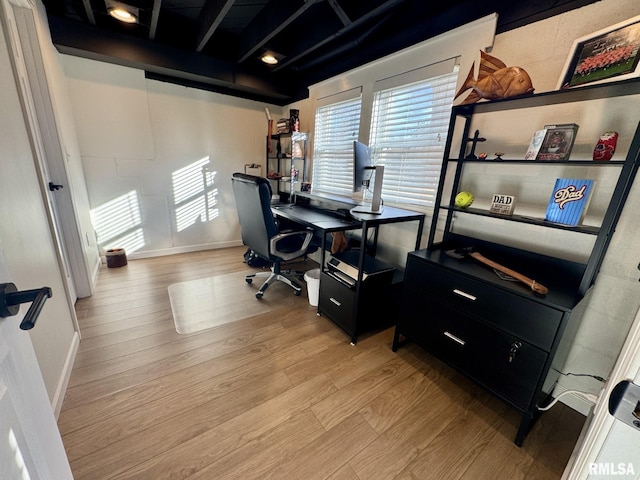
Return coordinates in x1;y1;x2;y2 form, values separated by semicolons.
231;172;317;299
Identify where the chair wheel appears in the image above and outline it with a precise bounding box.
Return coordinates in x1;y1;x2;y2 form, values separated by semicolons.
246;278;252;284
255;292;263;299
294;290;301;296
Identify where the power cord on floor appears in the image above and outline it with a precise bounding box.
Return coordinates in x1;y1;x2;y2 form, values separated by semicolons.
538;390;599;411
553;368;606;382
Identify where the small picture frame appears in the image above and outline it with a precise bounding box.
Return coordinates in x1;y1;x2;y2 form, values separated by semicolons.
557;15;640;90
536;124;579;161
490;194;517;216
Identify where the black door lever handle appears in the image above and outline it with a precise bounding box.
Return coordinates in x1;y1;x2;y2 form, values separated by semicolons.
0;283;52;330
48;182;64;191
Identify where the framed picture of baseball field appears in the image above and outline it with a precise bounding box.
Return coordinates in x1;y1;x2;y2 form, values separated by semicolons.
557;15;640;90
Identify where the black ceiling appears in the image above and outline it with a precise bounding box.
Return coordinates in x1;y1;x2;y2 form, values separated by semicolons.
42;0;600;105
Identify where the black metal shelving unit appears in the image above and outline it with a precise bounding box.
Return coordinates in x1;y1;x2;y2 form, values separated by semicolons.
395;79;640;446
428;79;640;296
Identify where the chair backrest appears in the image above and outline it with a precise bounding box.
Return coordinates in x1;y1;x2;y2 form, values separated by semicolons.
231;173;278;260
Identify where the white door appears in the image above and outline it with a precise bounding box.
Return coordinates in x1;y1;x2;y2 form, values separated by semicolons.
565;304;640;479
6;1;78;303
0;249;73;480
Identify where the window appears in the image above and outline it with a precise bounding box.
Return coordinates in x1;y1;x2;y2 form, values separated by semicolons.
312;94;362;196
369;67;458;208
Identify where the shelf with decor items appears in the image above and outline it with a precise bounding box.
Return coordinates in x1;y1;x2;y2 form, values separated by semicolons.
393;79;640;446
266;131;307;201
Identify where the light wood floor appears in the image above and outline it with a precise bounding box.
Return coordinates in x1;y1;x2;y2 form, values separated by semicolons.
59;246;585;479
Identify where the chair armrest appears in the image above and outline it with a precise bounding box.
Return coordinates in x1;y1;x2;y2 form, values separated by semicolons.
270;229;314;261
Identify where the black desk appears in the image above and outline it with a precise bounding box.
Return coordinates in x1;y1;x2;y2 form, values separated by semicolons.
273;196;425;344
271;204;360;268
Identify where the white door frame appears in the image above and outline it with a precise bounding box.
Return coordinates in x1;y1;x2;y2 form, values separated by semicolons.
564;304;640;478
7;0;95;303
1;0;89;322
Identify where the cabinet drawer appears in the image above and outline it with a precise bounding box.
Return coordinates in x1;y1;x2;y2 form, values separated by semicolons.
398;298;547;410
405;260;562;351
319;272;355;334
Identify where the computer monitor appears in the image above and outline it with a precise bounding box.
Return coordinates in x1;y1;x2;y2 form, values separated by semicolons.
353;141;372;194
351;141;384;214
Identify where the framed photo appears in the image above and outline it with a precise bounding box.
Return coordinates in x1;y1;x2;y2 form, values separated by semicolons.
557;15;640;90
536;124;579;161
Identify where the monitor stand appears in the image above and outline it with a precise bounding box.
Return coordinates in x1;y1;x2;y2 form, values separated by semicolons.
351;203;384;215
350;166;384;215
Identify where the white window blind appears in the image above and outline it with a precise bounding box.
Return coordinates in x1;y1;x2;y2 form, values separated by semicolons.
312;94;362;196
370;66;458;208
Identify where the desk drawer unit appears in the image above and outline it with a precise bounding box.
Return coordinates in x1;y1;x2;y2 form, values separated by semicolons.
394;250;574;445
404;260;562;351
319;272;356;335
400;290;547;410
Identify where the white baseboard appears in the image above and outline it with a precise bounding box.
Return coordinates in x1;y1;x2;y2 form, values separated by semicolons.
555;383;596;416
90;253;100;291
101;241;244;263
51;331;80;419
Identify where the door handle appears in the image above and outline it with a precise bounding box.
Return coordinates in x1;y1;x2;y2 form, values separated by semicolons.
48;182;64;191
0;283;52;330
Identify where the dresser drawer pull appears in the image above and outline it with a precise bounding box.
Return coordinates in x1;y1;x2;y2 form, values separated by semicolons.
453;289;476;301
443;331;466;346
329;297;342;307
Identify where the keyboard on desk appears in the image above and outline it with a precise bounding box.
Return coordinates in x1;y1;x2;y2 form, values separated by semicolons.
274;205;353;223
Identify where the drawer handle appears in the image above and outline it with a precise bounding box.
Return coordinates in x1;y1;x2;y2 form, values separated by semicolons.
329;297;342;307
453;289;476;301
443;331;466;346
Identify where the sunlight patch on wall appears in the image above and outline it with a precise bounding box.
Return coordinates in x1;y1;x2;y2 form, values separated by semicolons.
90;190;145;253
172;157;219;232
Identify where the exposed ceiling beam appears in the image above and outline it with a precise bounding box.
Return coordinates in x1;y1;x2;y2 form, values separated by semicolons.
149;0;162;40
196;0;236;52
273;0;407;72
236;0;321;64
327;0;351;27
47;16;293;103
82;0;95;24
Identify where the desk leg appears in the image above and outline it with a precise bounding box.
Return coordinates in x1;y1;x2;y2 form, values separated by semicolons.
315;232;328;315
415;217;425;251
320;231;328;270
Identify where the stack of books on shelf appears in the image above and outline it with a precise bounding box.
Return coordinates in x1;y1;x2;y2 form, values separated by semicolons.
276;118;290;134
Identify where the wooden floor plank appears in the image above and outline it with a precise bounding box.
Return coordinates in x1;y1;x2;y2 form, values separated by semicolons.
59;248;585;480
259;413;378;480
104;374;338;480
187;410;327;480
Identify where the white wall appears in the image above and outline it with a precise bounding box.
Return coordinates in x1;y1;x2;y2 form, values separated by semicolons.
62;57;288;258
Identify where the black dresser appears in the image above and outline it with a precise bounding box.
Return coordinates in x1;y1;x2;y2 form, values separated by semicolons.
393;242;586;446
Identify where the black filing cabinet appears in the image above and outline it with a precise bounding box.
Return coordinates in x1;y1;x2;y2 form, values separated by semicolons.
394;246;584;446
319;251;395;344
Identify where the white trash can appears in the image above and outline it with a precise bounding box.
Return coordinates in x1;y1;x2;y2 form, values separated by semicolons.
304;268;321;306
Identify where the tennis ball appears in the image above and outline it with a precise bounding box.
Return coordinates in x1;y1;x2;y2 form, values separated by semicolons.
455;191;474;208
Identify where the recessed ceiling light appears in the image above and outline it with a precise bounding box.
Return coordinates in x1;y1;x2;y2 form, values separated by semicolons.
108;7;138;23
261;54;278;65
